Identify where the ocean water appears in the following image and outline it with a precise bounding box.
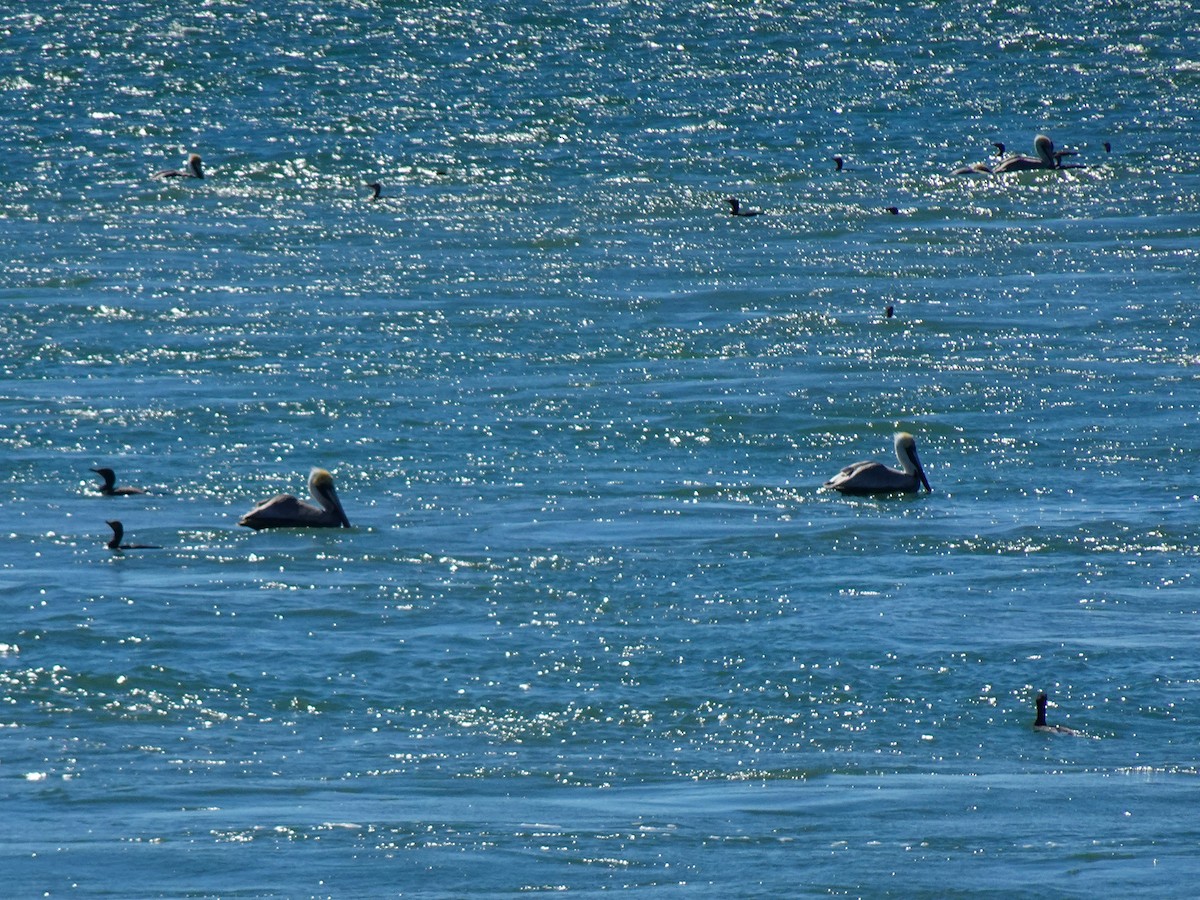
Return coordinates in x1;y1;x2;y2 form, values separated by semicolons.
3;0;1200;896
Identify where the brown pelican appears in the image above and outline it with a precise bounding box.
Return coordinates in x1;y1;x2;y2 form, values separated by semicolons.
366;182;382;201
825;432;931;495
1034;692;1084;736
238;467;351;530
993;135;1058;173
727;197;761;217
91;467;146;496
154;153;204;179
105;520;161;550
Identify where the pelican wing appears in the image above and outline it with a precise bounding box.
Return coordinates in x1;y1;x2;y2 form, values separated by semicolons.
825;459;912;494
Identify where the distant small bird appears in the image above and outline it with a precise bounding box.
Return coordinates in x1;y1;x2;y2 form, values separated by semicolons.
91;467;145;496
366;182;382;201
1033;692;1084;736
154;153;204;179
885;206;900;215
833;155;844;171
726;197;761;217
884;305;894;318
1103;141;1112;153
104;520;161;550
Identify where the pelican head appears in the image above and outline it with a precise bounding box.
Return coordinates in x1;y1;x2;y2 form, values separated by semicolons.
186;154;204;178
1033;134;1055;166
824;431;932;495
306;467;351;527
893;432;932;492
238;466;351;530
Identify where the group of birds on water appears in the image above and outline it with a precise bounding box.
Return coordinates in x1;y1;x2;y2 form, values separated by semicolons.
91;429;923;550
142;138;1093;735
152;133;1107;218
724;133;1110;218
93;465;349;552
90;449;1082;734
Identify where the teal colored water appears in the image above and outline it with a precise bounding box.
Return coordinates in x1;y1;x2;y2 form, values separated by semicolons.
3;1;1200;896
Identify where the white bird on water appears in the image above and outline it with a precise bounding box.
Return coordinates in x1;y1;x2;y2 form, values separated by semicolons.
238;467;351;530
824;432;932;495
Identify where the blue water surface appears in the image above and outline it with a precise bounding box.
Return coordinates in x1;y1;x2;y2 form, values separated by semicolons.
3;1;1200;896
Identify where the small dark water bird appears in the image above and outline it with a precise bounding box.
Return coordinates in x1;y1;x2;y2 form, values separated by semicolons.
91;467;146;496
1103;141;1112;153
726;197;761;217
105;520;161;550
154;153;204;179
366;182;382;201
833;155;844;171
884;305;894;318
1034;692;1084;736
884;206;900;215
825;432;931;495
239;467;351;530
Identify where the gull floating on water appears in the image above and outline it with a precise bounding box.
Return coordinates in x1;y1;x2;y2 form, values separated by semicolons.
824;432;931;495
105;520;160;550
91;467;145;496
154;153;204;179
238;467;351;530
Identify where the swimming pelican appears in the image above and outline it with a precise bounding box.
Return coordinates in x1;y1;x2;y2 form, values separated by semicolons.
1034;692;1083;736
238;467;351;530
154;153;204;179
824;432;931;495
727;197;761;217
993;135;1058;173
105;520;161;550
366;182;382;201
91;467;146;496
